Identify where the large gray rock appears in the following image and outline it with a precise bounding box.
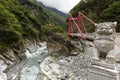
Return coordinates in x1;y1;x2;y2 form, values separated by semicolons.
40;56;66;80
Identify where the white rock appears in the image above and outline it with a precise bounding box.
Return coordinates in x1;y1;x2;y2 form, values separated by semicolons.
39;42;47;47
49;63;63;75
0;60;7;80
40;56;66;80
24;50;32;59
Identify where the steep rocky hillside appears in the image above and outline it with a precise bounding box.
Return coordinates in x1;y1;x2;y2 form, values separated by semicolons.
46;7;67;17
0;0;67;54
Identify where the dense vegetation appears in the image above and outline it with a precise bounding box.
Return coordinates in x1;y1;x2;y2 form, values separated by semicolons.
0;0;66;53
46;7;67;18
71;0;120;32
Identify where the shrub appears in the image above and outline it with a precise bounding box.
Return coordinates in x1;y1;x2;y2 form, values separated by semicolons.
51;26;65;33
42;25;65;34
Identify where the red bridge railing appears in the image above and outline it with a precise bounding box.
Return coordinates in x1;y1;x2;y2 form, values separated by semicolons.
67;11;95;42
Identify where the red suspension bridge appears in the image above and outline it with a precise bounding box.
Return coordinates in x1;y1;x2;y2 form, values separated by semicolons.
67;11;95;42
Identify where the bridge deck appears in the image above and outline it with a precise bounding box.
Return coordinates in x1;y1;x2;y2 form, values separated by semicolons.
69;33;94;42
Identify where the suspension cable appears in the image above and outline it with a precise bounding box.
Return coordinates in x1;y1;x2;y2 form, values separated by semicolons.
81;17;87;33
79;12;95;25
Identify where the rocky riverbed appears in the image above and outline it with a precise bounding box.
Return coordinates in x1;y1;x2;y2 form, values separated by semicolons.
0;41;49;80
38;42;94;80
0;34;120;80
0;40;89;80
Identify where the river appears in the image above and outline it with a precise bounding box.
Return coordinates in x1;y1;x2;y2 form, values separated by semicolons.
20;42;48;80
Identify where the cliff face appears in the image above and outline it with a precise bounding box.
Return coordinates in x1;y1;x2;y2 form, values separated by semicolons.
0;0;68;79
0;0;67;60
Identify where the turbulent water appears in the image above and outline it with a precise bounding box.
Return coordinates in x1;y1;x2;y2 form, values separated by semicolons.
20;42;48;80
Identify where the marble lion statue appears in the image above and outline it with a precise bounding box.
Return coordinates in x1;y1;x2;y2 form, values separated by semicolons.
93;22;117;60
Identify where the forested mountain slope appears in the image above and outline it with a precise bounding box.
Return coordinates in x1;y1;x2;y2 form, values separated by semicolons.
71;0;120;32
46;7;67;17
0;0;66;53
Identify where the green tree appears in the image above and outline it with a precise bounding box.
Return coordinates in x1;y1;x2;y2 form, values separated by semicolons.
0;4;22;47
71;0;120;32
